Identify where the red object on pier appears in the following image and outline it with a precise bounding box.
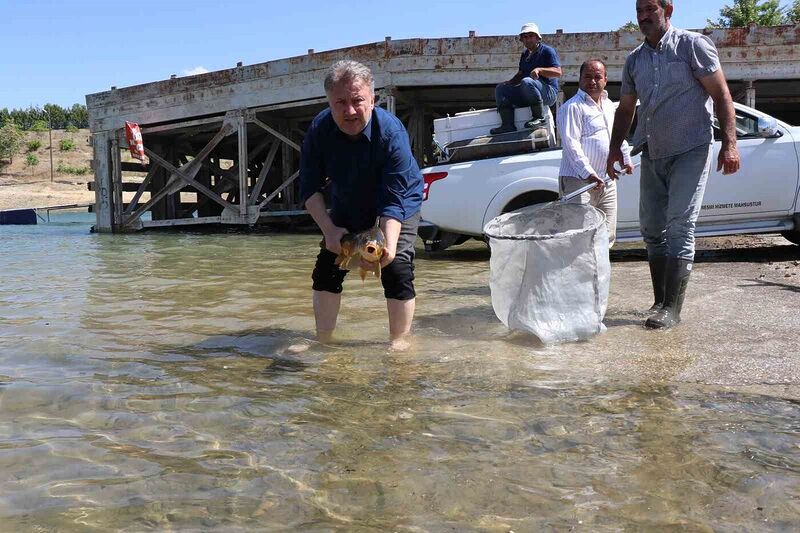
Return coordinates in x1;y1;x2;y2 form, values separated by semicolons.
125;121;146;163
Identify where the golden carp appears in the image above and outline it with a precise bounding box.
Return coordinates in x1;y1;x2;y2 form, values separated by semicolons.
322;226;386;281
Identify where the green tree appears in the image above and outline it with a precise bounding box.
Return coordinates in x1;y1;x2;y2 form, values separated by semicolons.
31;120;49;133
0;120;25;163
44;103;67;130
708;0;786;27
27;139;42;152
25;153;39;174
618;20;640;31
69;104;89;129
788;0;800;22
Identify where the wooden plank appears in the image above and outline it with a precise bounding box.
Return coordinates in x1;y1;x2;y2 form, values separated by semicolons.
34;203;94;211
88;181;151;192
121;162;150;173
141;216;222;228
141;114;226;135
124;163;159;216
258;209;307;217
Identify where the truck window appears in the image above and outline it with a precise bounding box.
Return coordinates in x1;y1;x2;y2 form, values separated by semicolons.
713;110;759;140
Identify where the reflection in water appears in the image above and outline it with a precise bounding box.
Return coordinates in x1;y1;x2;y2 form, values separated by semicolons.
0;215;799;529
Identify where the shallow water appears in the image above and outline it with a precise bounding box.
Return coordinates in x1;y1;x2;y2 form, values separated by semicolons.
1;213;799;530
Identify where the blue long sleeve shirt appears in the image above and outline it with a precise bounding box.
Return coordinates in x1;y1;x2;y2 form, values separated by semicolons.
299;106;423;232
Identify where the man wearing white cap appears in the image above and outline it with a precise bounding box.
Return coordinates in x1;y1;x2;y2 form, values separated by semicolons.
490;22;562;135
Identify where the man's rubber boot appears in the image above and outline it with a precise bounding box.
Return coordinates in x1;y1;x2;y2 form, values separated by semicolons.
490;107;516;135
647;255;668;313
645;257;692;329
524;102;546;129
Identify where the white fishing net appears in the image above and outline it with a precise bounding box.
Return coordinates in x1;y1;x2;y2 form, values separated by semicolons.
483;202;610;343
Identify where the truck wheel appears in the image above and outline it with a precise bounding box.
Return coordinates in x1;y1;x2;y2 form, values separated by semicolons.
422;230;469;252
781;230;800;246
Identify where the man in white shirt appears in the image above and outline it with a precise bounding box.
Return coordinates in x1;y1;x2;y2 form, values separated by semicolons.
557;59;633;247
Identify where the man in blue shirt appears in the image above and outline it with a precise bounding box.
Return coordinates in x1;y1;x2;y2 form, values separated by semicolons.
299;60;424;349
490;22;562;135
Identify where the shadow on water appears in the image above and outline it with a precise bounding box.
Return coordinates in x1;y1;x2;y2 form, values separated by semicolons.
603;308;647;328
422;284;491;297
414;304;501;340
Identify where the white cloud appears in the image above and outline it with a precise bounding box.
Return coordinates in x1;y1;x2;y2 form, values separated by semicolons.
182;66;210;76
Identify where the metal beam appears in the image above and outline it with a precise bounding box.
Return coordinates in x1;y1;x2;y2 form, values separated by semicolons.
249;140;280;204
250;115;301;152
123;123;235;228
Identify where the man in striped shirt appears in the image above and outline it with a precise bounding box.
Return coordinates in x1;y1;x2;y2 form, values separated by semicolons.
557;59;633;247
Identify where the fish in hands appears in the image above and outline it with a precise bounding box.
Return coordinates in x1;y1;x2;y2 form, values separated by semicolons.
324;226;387;281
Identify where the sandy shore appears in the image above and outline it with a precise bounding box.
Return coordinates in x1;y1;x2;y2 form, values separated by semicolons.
0;177;95;211
0;127;95;211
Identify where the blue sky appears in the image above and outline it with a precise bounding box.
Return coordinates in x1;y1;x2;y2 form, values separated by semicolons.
0;0;748;109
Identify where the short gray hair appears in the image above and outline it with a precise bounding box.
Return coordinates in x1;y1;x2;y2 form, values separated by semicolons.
324;60;374;94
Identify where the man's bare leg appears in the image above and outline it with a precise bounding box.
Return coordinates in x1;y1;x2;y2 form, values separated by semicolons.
313;290;341;343
387;298;415;350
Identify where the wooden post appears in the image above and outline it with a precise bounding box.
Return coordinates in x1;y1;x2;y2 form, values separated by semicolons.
91;131;113;232
411;104;427;167
382;86;397;115
111;136;123;229
237;112;249;217
745;80;756;109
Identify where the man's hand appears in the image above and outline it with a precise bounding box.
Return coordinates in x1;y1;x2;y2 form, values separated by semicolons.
717;144;740;175
606;147;626;179
323;226;348;255
530;68;539;80
378;245;396;269
587;174;605;190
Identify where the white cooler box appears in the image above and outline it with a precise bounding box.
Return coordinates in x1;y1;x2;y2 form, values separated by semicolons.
434;107;555;146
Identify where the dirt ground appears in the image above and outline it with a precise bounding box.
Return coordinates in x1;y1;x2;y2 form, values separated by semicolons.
0;128;95;211
612;233;800;283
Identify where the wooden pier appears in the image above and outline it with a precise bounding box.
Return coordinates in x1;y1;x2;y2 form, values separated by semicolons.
85;25;800;232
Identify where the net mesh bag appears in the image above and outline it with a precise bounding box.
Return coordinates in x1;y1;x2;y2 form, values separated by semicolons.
483;202;610;343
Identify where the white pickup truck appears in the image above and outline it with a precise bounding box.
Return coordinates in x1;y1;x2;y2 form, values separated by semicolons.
419;103;800;251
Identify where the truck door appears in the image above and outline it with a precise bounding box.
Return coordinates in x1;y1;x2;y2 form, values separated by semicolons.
700;108;799;220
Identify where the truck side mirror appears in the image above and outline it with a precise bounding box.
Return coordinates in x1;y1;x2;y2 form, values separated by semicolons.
757;116;781;138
